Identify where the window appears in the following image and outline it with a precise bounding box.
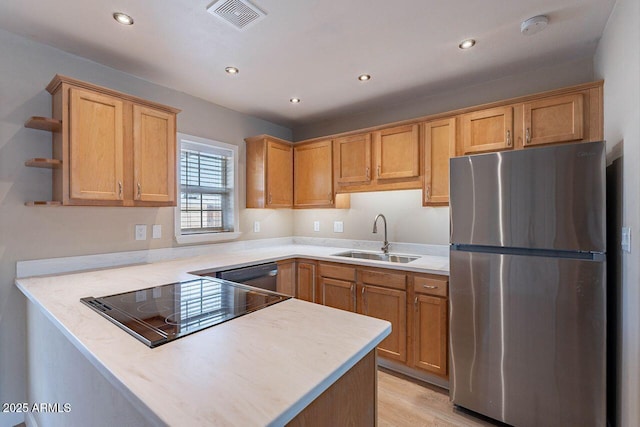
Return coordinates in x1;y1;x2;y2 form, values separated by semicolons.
175;133;241;244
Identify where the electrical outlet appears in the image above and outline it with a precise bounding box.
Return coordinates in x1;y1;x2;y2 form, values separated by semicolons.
622;227;631;253
333;221;344;233
135;224;147;241
253;221;261;233
152;224;162;239
313;221;320;232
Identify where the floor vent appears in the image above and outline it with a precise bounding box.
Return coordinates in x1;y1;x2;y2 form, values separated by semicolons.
207;0;266;31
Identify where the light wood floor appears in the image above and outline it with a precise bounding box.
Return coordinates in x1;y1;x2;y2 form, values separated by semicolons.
378;368;499;427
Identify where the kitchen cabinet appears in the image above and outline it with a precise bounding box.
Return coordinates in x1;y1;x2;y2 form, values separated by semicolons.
276;259;296;297
358;268;407;363
246;135;293;208
294;140;334;208
411;275;448;377
372;124;419;180
333;133;372;186
318;263;357;312
523;93;584;147
461;105;514;155
296;260;316;303
31;75;179;207
422;118;456;206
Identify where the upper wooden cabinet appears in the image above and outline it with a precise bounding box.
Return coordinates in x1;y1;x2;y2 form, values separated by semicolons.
246;135;293;208
422;118;456;206
373;124;419;180
523;93;584;147
294;140;334;208
333;133;372;185
42;75;179;207
461;106;514;155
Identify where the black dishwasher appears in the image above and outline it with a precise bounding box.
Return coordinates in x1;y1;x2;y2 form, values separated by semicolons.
209;262;278;292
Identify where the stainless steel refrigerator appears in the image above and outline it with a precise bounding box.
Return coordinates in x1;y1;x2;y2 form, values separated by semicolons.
449;141;606;427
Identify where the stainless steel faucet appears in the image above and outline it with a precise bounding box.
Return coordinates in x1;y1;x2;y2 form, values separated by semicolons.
372;213;390;254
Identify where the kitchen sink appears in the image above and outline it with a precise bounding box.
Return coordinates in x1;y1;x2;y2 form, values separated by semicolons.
332;251;419;263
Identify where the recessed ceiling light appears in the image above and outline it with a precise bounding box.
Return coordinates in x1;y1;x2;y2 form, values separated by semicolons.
290;98;301;104
358;74;371;81
225;66;239;75
113;12;134;25
458;39;476;50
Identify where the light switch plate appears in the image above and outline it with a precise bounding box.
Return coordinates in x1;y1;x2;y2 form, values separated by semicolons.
152;224;162;239
253;221;261;233
622;227;631;253
313;221;320;232
135;224;147;241
333;221;344;233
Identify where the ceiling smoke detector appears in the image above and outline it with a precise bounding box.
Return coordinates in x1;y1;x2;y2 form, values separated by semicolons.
521;15;549;36
207;0;266;31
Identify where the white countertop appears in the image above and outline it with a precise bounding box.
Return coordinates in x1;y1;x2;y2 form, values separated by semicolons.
16;243;448;426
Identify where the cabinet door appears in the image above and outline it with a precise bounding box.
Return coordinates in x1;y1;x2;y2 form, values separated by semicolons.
133;105;176;204
69;88;124;202
276;260;296;297
373;124;419;180
461;106;514;154
523;93;584;147
296;261;316;303
423;118;456;206
266;140;293;207
361;285;407;362
334;133;372;185
320;277;356;312
294;140;333;207
413;294;447;377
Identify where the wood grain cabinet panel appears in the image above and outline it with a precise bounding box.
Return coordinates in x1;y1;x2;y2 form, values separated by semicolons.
461;106;514;154
333;133;372;185
133;105;176;203
294;140;334;208
422;118;456;206
412;294;448;377
246;136;293;208
373;124;419;180
360;285;407;362
69;88;124;202
40;75;179;207
320;277;356;312
296;260;316;303
276;259;296;297
523;93;584;147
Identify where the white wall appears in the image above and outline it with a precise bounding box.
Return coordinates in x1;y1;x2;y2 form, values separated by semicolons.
293;56;595;141
594;0;640;425
0;29;293;426
293;190;449;246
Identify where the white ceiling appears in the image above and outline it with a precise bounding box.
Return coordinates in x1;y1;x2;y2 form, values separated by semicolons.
0;0;616;128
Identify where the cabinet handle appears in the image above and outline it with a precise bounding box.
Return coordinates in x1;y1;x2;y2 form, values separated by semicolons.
377;165;381;177
137;182;141;199
268;193;272;204
366;167;370;179
506;130;512;147
525;128;531;145
423;285;438;289
425;186;431;201
118;181;122;199
414;296;418;307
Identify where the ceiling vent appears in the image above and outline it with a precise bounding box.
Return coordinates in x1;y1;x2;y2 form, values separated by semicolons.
207;0;266;31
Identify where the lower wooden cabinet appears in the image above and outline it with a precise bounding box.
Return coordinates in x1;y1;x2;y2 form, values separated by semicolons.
360;284;407;362
410;275;448;377
276;259;296;297
296;260;316;303
320;277;356;312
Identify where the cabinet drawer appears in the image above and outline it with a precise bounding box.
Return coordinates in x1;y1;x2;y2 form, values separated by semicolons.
360;269;406;290
318;263;356;281
414;276;448;297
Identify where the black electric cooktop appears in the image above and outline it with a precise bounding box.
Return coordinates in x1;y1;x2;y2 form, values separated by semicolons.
81;277;290;348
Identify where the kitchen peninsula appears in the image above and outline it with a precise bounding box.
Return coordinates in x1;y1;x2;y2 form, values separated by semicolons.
16;242;448;426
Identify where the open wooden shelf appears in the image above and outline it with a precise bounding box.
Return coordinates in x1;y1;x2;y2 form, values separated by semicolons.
25;158;62;169
25;201;62;207
24;116;61;132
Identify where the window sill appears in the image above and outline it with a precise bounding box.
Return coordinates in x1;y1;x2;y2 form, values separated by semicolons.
175;231;242;245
